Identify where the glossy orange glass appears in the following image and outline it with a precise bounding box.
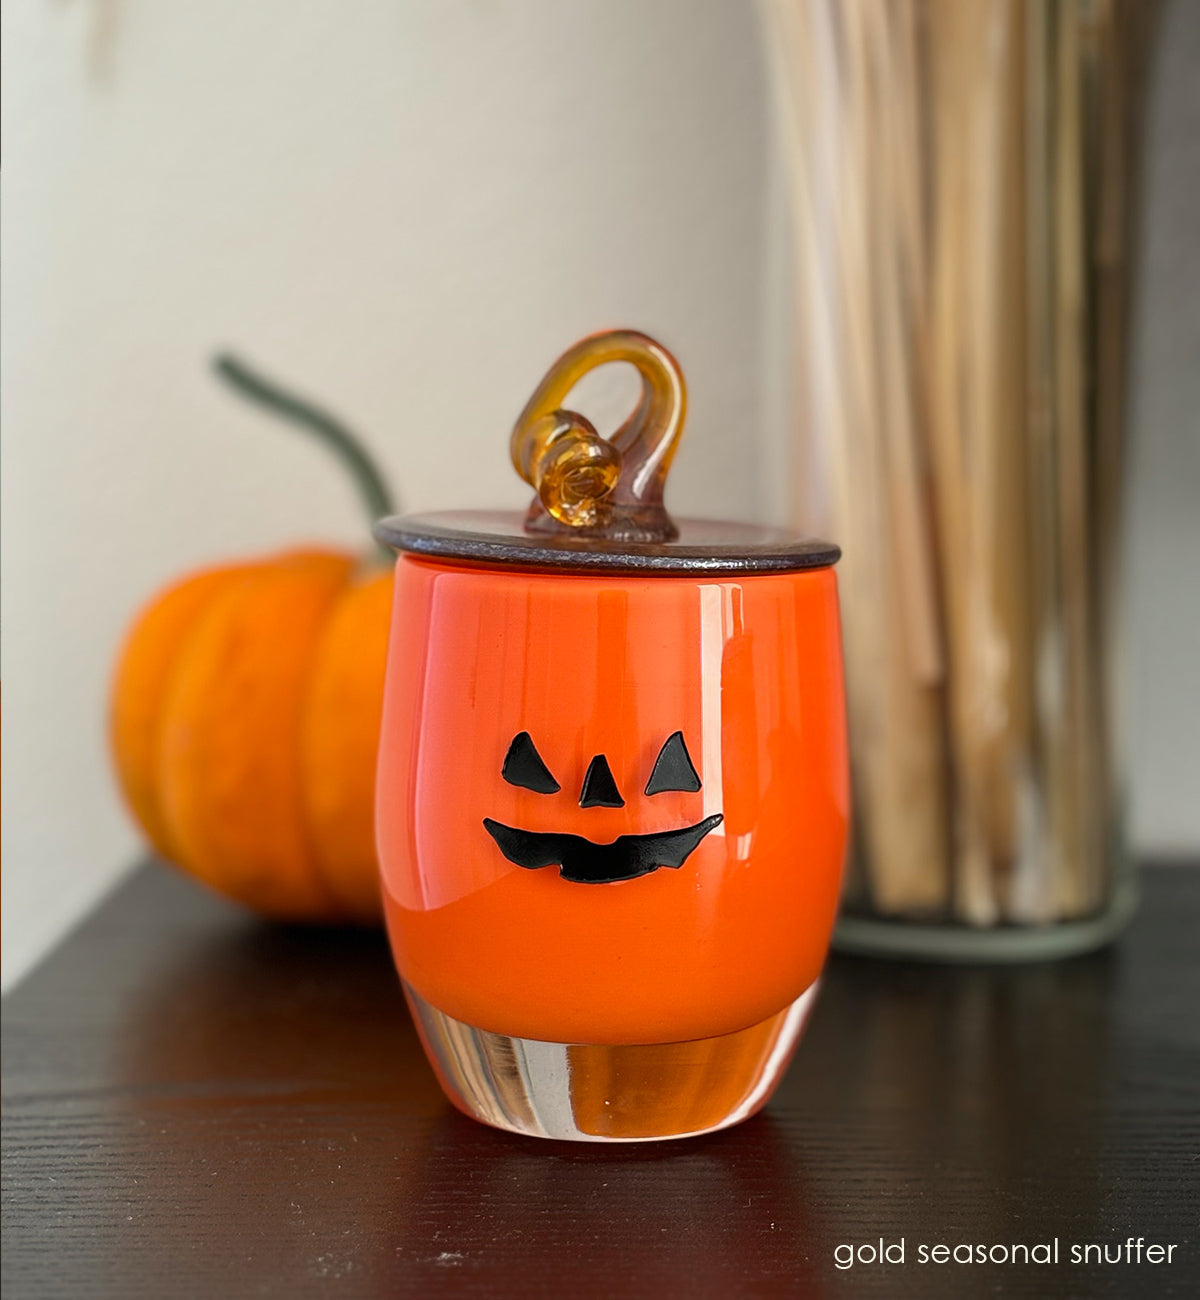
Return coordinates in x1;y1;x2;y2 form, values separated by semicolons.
376;554;849;1047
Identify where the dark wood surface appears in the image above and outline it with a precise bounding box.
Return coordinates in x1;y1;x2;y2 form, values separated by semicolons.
4;864;1197;1299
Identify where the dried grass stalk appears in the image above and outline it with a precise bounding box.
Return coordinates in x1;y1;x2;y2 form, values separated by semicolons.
761;0;1152;926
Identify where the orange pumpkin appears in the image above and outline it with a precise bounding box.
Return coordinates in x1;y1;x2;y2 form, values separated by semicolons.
109;356;395;922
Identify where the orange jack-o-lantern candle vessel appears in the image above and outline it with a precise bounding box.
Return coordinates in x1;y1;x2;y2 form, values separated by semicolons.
376;330;847;1141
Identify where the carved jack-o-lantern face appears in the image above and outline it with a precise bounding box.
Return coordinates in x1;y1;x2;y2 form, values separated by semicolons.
484;730;722;883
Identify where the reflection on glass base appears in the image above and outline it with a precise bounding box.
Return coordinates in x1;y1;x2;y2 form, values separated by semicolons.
402;981;821;1142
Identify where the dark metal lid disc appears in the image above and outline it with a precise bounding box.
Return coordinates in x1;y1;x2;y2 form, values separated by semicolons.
376;511;840;577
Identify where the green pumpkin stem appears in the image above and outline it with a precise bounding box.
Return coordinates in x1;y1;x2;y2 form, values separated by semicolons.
213;353;396;560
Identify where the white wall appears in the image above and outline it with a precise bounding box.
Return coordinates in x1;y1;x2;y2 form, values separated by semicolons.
2;0;772;988
4;0;1196;991
1122;0;1200;858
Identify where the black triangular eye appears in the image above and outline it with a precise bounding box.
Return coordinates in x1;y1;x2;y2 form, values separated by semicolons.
579;755;625;808
645;731;702;795
502;732;560;794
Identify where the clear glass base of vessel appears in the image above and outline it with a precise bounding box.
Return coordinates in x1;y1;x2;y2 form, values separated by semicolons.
402;980;821;1142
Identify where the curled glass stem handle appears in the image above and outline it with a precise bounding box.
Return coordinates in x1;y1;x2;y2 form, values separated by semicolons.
510;330;687;542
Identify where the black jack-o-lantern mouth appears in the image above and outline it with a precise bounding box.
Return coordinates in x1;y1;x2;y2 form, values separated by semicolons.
483;815;725;885
482;731;723;884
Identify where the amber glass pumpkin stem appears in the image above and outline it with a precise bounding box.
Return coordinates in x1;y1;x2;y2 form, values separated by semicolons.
511;329;686;543
213;353;396;561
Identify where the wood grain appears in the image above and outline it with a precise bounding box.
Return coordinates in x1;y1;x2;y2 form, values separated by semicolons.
3;864;1198;1298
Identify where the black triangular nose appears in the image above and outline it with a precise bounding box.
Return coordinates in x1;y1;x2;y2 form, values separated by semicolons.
579;755;625;808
